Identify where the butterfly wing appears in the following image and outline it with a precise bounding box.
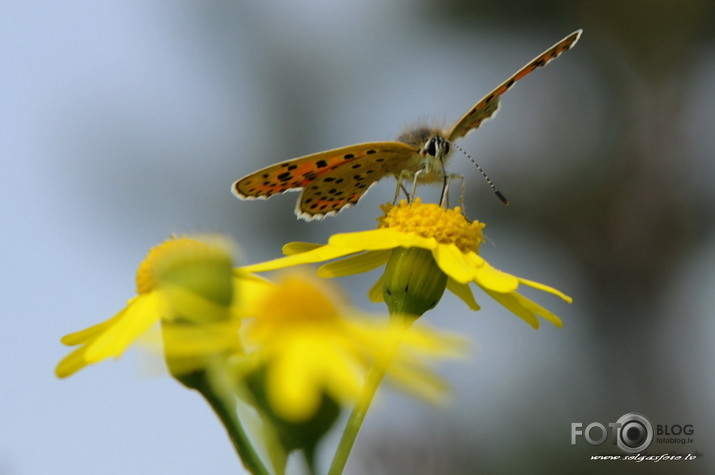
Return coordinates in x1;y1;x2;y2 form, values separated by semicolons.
295;142;418;220
232;141;417;219
447;29;582;142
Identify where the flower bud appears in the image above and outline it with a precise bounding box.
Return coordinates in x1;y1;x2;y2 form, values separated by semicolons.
382;247;447;317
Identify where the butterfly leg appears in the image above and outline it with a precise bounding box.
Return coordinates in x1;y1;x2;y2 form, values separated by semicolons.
453;174;466;214
393;172;413;204
439;171;450;208
409;170;425;203
439;173;465;210
392;175;403;204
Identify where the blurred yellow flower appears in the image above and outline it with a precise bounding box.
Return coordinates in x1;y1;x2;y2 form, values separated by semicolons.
55;235;262;378
237;271;465;422
242;199;571;328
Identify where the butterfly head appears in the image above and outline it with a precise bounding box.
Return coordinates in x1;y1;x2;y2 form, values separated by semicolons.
417;135;452;180
420;135;450;161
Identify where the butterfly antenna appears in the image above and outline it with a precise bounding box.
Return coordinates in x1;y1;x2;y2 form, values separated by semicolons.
448;141;509;205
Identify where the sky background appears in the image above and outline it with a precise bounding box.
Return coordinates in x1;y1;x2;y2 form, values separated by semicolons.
2;1;714;474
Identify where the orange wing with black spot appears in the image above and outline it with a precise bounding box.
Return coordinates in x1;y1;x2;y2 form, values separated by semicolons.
232;142;417;220
447;29;581;141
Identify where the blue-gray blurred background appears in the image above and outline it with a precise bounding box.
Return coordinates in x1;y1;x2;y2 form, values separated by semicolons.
3;1;714;474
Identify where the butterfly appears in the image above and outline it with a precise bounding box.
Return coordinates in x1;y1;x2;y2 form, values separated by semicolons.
232;29;582;221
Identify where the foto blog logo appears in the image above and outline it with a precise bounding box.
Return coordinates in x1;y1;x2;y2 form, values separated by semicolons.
571;413;653;453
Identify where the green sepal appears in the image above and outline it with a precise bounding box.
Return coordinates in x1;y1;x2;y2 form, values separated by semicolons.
382;247;447;317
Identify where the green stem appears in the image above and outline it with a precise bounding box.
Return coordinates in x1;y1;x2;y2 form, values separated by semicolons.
188;372;271;475
328;315;413;475
327;359;387;475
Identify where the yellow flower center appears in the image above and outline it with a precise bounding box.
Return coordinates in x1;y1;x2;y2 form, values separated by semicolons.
255;274;342;326
135;236;232;295
378;199;485;252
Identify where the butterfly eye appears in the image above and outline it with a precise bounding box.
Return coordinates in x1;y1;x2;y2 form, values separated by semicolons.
423;138;437;156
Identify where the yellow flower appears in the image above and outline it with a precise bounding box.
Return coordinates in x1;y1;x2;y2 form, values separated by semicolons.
241;199;571;328
56;235;262;378
237;271;465;422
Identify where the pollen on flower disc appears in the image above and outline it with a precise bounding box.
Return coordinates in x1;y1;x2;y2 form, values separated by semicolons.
378;199;485;252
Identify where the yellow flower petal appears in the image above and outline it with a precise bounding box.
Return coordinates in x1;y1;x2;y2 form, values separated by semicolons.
60;301;134;346
392;322;468;358
482;288;540;329
329;228;437;251
368;275;384;303
432;244;474;283
480;288;564;329
318;250;391;278
241;244;360;273
384;360;450;405
322;349;364;402
468;252;519;293
84;292;166;363
149;321;242;357
267;345;322;421
351;318;466;404
446;279;481;311
282;242;323;255
264;332;365;422
233;271;274;317
161;285;233;324
518;277;573;303
510;292;564;328
55;345;90;378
